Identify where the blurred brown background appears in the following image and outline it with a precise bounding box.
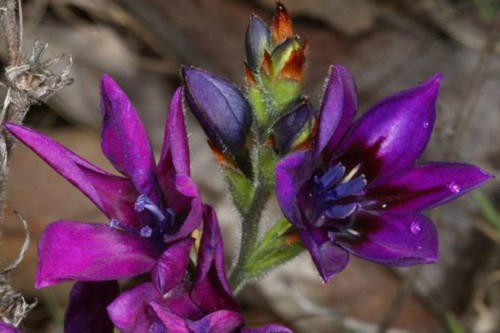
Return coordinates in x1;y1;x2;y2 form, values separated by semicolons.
1;0;499;332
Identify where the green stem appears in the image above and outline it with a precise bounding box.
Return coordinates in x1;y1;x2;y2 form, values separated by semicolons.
229;141;271;293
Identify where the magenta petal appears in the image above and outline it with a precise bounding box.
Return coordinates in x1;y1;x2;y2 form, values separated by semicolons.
243;324;293;333
148;303;190;333
339;212;438;266
368;162;493;213
168;176;203;243
275;151;313;229
100;75;161;201
187;310;244;333
108;283;159;333
300;230;350;282
5;123;139;226
36;221;161;288
64;281;119;333
0;323;20;333
192;206;238;313
339;74;443;185
315;65;357;158
158;87;190;176
151;238;194;294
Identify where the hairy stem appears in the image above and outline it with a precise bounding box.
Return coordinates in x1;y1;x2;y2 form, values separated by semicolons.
229;140;272;293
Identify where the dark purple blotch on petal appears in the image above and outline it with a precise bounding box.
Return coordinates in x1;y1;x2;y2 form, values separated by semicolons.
64;281;119;333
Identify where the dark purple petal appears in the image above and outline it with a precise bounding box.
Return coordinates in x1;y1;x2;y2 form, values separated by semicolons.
191;205;238;313
315;65;357;158
246;14;271;71
337;212;438;266
275;151;313;229
100;75;161;202
187;310;244;333
5;123;139;227
148;303;189;333
64;281;119;333
182;66;252;159
243;324;293;333
151;238;194;294
300;229;350;282
0;323;21;333
273;99;314;155
107;283;160;333
368;162;493;213
339;74;443;185
36;221;161;288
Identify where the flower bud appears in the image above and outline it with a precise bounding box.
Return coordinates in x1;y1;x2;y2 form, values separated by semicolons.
245;14;271;72
272;98;314;154
182;66;252;171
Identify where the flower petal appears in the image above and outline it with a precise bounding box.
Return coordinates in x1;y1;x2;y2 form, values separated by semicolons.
187;310;244;333
151;238;194;294
64;281;119;333
107;283;159;333
243;324;293;333
191;205;238;313
315;65;357;158
339;74;443;185
300;229;350;282
368;162;493;213
36;221;161;288
337;212;438;266
275;151;313;229
167;175;203;243
158;87;190;178
148;303;190;333
0;323;21;333
5;123;139;227
100;75;161;202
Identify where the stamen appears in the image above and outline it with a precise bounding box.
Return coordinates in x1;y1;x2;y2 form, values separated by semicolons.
109;219;120;228
140;226;153;238
341;164;361;183
135;194;166;222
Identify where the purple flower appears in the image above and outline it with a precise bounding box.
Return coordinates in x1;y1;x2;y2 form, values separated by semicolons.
6;76;203;289
0;323;21;333
107;206;291;333
276;65;493;282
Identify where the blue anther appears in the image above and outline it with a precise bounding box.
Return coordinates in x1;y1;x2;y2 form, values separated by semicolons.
140;226;153;238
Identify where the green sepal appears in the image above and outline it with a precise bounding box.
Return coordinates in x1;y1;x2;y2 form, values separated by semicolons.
225;168;254;214
268;79;301;115
244;218;304;278
248;85;268;130
258;146;279;188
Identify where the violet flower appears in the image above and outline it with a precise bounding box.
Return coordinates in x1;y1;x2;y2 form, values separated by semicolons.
107;205;291;333
6;77;203;311
275;65;493;282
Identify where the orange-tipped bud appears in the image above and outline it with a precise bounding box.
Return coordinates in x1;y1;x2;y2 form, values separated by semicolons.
279;48;306;82
261;50;273;77
272;2;293;44
244;62;257;85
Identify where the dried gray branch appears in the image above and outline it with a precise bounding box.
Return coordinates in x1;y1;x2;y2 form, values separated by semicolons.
0;213;36;327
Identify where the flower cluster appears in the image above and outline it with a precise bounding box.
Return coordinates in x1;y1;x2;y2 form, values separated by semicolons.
3;2;492;332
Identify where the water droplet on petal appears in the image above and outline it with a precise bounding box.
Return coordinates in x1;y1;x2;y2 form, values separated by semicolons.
423;122;430;128
447;181;460;194
109;219;119;228
381;204;387;209
416;245;423;250
410;221;422;235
